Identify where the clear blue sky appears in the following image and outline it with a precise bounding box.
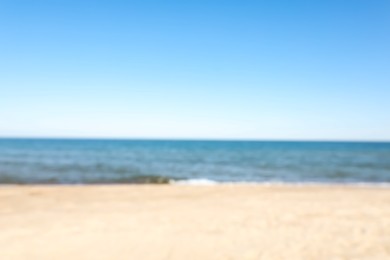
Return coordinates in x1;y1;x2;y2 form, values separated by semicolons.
1;0;389;140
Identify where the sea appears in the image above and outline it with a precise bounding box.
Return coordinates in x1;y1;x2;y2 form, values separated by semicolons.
0;138;389;185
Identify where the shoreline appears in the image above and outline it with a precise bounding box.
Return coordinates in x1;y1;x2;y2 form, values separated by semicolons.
1;184;390;259
1;181;390;187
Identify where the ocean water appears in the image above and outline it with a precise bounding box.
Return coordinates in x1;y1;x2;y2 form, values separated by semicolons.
0;139;389;184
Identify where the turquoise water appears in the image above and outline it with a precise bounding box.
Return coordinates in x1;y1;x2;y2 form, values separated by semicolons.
0;139;389;184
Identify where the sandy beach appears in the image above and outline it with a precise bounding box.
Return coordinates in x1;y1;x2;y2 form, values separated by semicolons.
1;185;390;259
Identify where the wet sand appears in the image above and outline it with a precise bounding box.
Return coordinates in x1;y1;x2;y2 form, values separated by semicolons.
1;185;390;259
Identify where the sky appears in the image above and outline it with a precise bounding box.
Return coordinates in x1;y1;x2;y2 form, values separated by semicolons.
0;0;389;140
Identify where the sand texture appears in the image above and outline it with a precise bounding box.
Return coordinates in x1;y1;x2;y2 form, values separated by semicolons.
1;185;390;259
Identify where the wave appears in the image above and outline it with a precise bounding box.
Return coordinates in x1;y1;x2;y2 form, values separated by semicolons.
0;173;174;185
1;173;389;187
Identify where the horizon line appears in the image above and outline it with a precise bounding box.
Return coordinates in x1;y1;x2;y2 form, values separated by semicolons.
0;136;389;143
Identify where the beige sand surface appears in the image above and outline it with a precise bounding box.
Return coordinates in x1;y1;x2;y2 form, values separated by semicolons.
1;185;390;259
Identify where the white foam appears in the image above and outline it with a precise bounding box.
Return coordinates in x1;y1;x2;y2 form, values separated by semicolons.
171;178;218;185
170;179;390;187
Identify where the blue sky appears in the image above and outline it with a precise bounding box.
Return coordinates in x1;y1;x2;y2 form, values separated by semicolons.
1;0;389;140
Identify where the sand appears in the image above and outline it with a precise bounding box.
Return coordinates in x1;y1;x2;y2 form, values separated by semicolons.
1;185;390;259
